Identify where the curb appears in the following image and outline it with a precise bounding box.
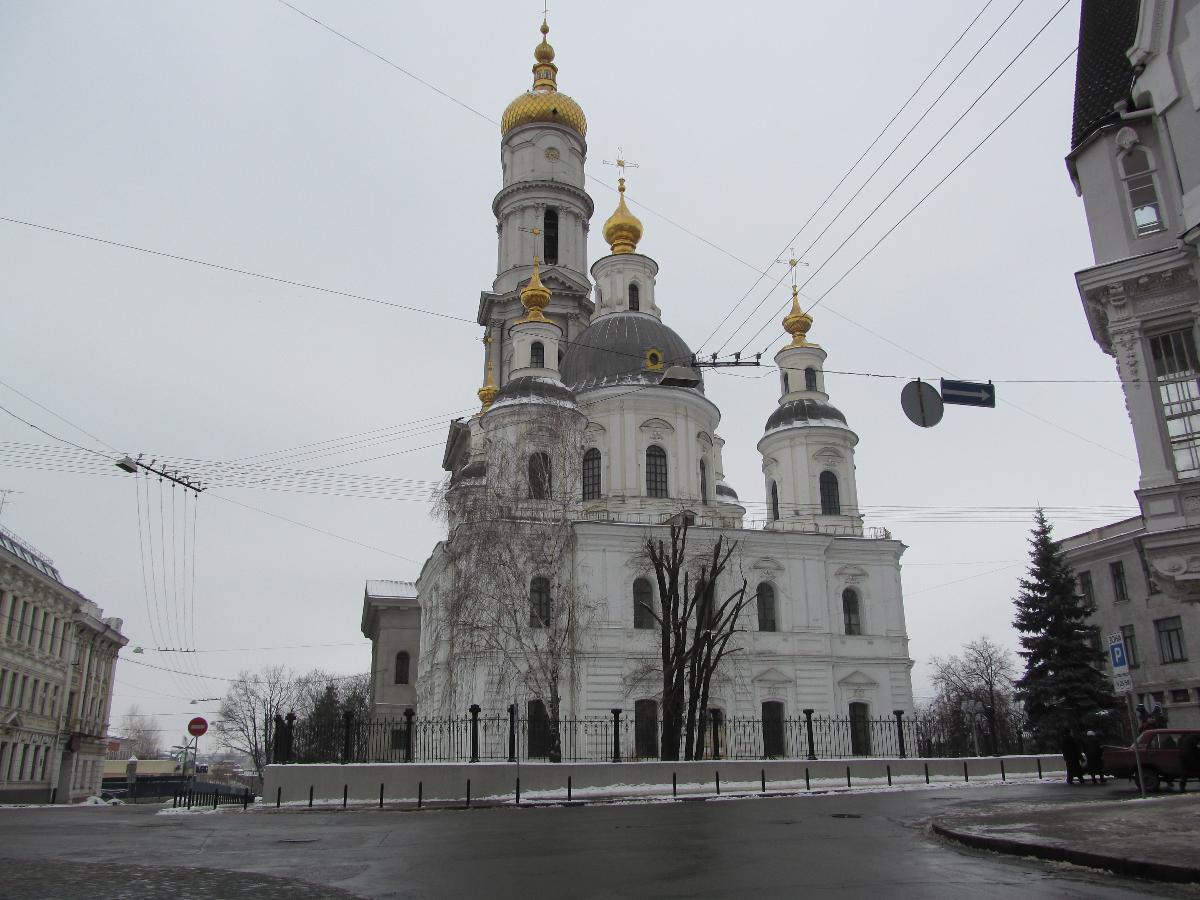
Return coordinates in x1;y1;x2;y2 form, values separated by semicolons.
931;819;1200;884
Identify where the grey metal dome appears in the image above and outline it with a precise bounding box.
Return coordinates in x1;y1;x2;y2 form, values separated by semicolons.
560;312;702;393
764;398;848;433
490;375;577;410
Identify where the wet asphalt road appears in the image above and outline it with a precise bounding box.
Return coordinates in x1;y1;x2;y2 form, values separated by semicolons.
0;780;1189;898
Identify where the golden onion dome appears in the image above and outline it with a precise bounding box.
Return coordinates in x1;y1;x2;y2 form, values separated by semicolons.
782;286;816;348
603;177;643;254
500;20;587;138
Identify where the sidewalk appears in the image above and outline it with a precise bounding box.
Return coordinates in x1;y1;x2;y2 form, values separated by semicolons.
933;791;1200;884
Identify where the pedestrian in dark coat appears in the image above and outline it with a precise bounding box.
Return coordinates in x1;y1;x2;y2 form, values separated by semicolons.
1083;730;1105;784
1060;729;1085;784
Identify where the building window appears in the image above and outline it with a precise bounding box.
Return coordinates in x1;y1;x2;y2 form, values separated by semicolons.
394;651;410;685
530;577;552;628
634;699;658;758
762;701;785;757
770;481;780;521
1149;329;1200;479
783;372;790;393
1156;616;1187;663
543;209;559;265
1110;561;1129;603
805;367;818;392
819;471;841;515
530;341;545;369
1120;147;1165;236
646;446;668;498
582;448;601;500
528;452;552;499
629;283;640;311
1077;570;1094;608
699;459;708;502
842;588;862;635
757;582;777;632
1121;624;1139;668
633;577;655;629
1171;688;1191;704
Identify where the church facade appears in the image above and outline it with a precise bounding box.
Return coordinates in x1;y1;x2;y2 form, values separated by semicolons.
362;22;915;734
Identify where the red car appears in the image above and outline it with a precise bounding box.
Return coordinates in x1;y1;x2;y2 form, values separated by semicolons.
1102;728;1200;791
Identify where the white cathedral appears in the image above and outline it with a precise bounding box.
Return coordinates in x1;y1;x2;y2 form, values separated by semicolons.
362;22;915;735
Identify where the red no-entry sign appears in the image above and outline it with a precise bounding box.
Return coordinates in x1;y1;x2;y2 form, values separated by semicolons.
188;716;208;737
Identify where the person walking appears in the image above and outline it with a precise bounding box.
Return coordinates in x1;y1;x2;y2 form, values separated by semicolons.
1060;729;1085;785
1083;730;1106;784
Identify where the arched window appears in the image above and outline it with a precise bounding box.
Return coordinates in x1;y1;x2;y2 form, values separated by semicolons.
528;452;552;499
543;209;559;264
530;341;545;369
805;367;818;391
633;577;655;629
699;459;708;502
582;448;601;500
842;588;861;635
646;445;668;497
629;283;640;311
1121;148;1165;236
635;699;659;758
529;577;552;628
819;471;841;515
394;651;410;685
770;481;780;521
783;372;790;393
757;582;776;631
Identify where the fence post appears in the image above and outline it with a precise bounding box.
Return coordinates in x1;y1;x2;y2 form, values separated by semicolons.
711;710;721;761
611;709;622;763
893;710;907;759
284;711;296;764
803;709;817;760
469;704;481;763
404;707;415;763
507;704;517;763
342;710;354;764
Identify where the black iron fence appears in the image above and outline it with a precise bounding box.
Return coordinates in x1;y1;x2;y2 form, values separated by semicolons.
271;707;1021;765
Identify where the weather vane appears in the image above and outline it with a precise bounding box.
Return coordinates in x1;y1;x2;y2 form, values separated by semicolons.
602;147;639;178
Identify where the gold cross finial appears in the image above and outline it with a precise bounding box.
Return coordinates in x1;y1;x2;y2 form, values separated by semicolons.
519;224;544;259
602;147;640;178
775;247;809;287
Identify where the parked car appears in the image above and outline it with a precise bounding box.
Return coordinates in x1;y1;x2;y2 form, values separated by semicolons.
1102;728;1200;792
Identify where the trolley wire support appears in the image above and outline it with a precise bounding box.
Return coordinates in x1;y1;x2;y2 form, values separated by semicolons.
660;353;761;389
116;455;208;494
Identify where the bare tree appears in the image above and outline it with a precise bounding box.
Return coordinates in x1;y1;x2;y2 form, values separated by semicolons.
643;522;751;761
214;665;303;779
929;636;1020;755
120;705;162;759
428;406;597;761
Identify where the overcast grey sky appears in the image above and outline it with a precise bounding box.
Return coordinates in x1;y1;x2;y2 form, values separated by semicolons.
0;1;1135;749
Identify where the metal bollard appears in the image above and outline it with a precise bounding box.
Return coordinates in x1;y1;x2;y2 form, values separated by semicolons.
924;763;930;785
418;781;423;809
568;776;572;802
887;765;892;787
1037;758;1042;779
308;785;314;808
716;771;720;795
846;766;851;788
516;777;520;806
672;772;677;798
276;786;282;808
963;761;969;783
343;785;348;809
380;783;385;808
466;778;471;809
1000;759;1006;782
761;769;766;794
805;768;810;791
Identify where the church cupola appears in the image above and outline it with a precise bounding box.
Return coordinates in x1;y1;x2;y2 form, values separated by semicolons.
591;173;662;320
508;255;565;380
757;298;863;533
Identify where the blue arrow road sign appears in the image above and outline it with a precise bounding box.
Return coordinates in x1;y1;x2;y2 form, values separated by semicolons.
940;379;996;408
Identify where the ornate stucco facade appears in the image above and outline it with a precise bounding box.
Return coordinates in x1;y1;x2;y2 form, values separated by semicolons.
363;22;915;729
1060;0;1200;726
0;525;127;802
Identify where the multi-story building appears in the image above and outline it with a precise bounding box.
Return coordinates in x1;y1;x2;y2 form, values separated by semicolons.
363;19;915;751
1059;0;1200;726
0;525;127;802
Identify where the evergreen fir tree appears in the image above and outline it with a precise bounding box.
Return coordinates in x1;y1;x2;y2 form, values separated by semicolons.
1013;509;1116;742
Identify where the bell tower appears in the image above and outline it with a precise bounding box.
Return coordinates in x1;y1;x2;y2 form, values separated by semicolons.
480;20;594;388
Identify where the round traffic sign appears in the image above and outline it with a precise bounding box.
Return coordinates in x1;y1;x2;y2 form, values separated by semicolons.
901;380;944;428
188;716;208;737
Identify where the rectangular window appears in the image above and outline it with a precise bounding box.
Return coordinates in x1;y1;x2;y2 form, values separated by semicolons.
1149;329;1200;478
1171;688;1192;703
1085;626;1103;656
1077;571;1094;607
1156;616;1187;663
1110;561;1129;603
1121;624;1139;668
